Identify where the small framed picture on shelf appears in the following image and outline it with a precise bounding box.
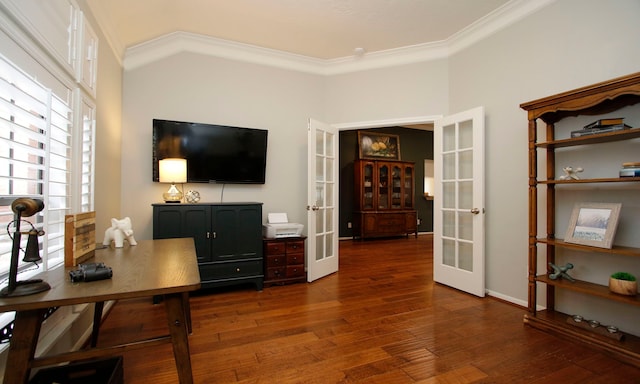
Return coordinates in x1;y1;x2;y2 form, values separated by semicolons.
358;131;400;160
564;202;622;249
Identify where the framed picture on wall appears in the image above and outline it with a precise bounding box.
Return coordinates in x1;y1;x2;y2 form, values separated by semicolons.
358;131;401;160
564;202;621;249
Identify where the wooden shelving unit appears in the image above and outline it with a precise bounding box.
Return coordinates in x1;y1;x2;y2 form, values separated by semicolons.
520;72;640;367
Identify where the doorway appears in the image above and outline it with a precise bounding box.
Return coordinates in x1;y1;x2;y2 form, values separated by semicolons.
334;117;439;239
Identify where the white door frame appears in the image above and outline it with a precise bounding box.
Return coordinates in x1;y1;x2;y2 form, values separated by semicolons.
332;115;443;232
305;115;442;281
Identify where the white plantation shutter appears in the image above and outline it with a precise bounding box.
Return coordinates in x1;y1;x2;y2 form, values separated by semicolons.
79;97;95;212
0;54;74;277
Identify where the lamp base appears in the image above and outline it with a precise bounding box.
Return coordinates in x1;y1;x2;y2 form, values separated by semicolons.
0;279;51;297
162;192;183;203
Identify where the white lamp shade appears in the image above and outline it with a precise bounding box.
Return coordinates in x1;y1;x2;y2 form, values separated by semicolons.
159;158;187;183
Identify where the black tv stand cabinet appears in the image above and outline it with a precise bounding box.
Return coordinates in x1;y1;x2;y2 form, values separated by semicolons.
152;202;264;291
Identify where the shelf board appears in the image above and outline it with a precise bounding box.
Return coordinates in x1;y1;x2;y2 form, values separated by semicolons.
536;275;640;306
538;176;640;184
537;238;640;257
536;128;640;148
524;310;640;368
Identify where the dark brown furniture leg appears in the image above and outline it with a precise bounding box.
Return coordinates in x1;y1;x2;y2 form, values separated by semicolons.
3;309;46;384
164;293;194;384
90;301;104;347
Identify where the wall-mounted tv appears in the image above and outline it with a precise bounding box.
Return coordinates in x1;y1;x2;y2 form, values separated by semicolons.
152;119;268;184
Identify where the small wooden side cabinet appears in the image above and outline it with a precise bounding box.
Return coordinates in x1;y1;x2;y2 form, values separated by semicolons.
263;236;307;286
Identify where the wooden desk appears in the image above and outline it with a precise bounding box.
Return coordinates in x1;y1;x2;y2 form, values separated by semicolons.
0;238;201;384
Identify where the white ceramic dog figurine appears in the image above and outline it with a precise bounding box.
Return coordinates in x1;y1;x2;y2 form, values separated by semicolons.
103;217;137;248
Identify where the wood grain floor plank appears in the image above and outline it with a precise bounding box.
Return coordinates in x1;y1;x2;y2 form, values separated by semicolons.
97;235;640;383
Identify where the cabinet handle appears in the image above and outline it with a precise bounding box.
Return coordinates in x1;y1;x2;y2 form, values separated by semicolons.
236;268;240;272
212;232;217;239
207;232;211;239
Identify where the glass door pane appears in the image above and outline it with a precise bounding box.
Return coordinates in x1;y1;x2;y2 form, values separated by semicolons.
377;164;389;209
391;164;401;208
363;163;374;209
404;165;413;209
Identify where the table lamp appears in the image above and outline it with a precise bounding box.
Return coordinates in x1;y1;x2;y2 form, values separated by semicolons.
159;158;187;203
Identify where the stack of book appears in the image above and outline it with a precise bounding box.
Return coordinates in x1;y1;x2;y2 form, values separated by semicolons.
620;162;640;177
570;117;631;138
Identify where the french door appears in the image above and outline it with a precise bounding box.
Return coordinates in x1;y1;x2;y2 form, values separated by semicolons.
433;107;485;297
306;119;339;282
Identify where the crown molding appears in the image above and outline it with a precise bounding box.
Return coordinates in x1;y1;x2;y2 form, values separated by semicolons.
110;0;556;75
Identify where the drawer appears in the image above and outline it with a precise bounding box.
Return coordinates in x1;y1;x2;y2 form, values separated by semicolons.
377;217;404;226
287;253;304;265
266;267;286;280
286;240;305;253
265;242;286;255
286;265;305;278
199;259;263;279
266;254;287;267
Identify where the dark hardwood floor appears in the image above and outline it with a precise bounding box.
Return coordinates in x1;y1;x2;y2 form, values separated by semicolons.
97;235;640;383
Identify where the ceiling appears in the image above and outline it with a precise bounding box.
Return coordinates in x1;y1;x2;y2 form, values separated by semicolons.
85;0;513;61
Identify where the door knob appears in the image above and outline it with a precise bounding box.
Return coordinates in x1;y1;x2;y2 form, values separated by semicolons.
470;208;480;214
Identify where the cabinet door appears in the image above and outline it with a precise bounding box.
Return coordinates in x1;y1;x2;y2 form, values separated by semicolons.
391;163;402;209
211;205;262;261
357;161;375;210
403;164;414;209
377;163;390;209
153;206;211;263
182;207;211;263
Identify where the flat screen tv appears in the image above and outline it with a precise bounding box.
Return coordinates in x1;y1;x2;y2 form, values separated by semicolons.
152;119;268;184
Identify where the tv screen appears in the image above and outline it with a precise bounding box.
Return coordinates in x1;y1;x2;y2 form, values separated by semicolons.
152;119;268;184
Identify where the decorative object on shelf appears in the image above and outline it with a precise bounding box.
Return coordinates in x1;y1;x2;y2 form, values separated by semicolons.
558;166;583;180
570;117;631;137
185;190;201;203
609;272;638;296
619;162;640;177
567;315;623;341
159;158;187;203
358;131;400;160
0;198;51;297
64;211;96;267
564;202;621;249
548;262;575;282
103;217;137;248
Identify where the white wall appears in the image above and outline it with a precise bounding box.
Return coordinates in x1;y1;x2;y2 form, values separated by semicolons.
447;0;640;332
325;59;449;123
121;53;325;240
82;1;125;237
119;0;640;333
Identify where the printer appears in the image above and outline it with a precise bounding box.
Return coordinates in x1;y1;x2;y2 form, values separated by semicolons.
263;213;304;239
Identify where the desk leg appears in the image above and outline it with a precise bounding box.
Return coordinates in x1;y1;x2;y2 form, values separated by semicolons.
91;301;105;347
164;293;194;384
4;309;45;384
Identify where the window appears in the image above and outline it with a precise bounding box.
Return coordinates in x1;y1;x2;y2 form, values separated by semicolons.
0;53;93;283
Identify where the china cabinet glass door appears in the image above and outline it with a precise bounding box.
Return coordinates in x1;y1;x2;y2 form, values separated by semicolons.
377;163;389;209
403;165;414;209
391;164;402;208
362;162;374;209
